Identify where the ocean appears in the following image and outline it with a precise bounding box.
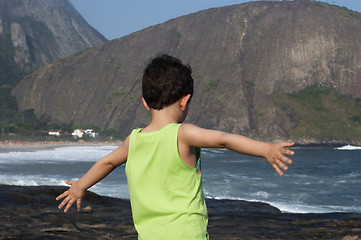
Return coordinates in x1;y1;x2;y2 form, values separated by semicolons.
0;144;360;214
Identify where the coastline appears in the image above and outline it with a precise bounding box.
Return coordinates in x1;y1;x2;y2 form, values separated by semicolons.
0;140;122;153
1;139;359;154
1;185;360;239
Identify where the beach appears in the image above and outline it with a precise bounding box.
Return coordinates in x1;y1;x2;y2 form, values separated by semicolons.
0;185;360;239
0;140;122;153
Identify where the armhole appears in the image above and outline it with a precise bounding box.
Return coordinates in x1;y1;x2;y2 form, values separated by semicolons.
176;124;198;172
196;147;201;159
126;128;141;169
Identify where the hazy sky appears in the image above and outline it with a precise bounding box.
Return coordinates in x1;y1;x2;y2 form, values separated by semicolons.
69;0;361;40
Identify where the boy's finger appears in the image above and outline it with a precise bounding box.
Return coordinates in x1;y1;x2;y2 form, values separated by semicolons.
56;190;68;201
274;165;283;176
77;199;82;212
65;180;74;185
271;162;283;176
64;199;75;212
277;159;289;171
58;195;73;209
58;198;68;210
281;155;292;164
283;149;294;156
282;142;295;148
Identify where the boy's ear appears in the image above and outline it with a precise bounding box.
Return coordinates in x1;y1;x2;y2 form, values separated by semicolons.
179;94;191;111
142;97;151;111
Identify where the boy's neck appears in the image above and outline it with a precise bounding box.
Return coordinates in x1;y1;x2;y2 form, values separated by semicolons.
143;103;184;132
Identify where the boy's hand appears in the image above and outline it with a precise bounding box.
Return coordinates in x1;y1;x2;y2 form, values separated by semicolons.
56;180;85;212
265;142;294;176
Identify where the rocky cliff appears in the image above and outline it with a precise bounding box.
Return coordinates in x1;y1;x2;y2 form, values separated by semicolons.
12;1;361;144
0;0;106;82
0;0;107;124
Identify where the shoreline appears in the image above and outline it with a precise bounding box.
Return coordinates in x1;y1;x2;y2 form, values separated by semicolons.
0;140;359;150
1;184;360;239
0;140;122;153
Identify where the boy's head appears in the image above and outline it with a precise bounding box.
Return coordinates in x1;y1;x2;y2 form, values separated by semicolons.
142;55;194;110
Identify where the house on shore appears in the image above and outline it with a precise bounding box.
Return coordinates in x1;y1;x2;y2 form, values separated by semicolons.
84;129;98;138
48;130;62;136
71;129;85;138
71;129;98;138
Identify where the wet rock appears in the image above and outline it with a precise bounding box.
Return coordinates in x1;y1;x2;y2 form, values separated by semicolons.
0;185;360;239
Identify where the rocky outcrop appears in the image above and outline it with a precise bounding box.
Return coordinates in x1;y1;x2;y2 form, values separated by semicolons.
0;18;3;33
10;22;31;71
0;185;360;239
11;1;361;143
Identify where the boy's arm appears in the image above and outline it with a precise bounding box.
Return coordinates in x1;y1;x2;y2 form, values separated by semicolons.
179;124;294;176
56;135;130;212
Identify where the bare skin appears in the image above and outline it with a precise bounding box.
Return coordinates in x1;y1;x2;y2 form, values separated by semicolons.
56;94;294;212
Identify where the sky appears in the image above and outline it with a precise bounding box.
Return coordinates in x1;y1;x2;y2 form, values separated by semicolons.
69;0;361;40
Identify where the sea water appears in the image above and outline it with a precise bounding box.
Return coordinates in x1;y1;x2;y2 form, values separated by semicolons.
0;145;360;214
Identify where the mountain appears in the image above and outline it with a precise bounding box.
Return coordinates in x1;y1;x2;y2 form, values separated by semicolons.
11;0;361;144
0;0;106;79
0;0;107;123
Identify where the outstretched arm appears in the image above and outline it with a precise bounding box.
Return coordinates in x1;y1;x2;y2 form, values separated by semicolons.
179;124;294;175
56;135;130;212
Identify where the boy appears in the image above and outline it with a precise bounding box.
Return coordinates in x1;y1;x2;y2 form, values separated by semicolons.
57;55;294;239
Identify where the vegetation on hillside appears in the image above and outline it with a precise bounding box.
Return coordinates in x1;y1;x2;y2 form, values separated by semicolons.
0;120;121;142
273;87;361;141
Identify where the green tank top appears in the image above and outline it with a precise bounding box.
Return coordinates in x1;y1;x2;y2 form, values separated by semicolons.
126;123;208;240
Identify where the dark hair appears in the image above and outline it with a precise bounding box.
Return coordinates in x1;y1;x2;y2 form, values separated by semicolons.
142;55;194;110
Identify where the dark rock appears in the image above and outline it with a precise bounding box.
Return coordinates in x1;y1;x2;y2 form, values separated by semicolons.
0;185;360;239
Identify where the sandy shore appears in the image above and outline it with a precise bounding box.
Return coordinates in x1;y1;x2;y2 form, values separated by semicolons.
0;185;360;239
0;140;122;153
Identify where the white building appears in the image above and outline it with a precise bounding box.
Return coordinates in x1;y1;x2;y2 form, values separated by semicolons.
84;129;98;138
48;130;62;136
71;129;85;138
72;129;98;138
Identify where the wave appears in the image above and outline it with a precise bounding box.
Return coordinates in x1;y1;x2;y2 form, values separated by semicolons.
335;145;361;150
0;174;69;187
0;173;129;199
205;194;361;214
269;201;361;214
0;145;117;164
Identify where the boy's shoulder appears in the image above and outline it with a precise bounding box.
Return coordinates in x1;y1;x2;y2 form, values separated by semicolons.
178;123;207;145
179;123;198;135
179;123;226;149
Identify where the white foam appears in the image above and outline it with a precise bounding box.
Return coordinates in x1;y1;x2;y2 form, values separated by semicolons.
252;191;270;199
89;182;130;199
203;189;361;214
0;145;117;164
0;174;69;186
272;202;361;214
335;145;361;150
270;202;328;213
